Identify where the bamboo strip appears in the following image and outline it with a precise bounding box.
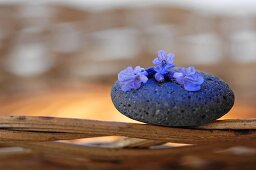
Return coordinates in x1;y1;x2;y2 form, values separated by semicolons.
198;119;256;129
0;130;101;141
0;115;255;144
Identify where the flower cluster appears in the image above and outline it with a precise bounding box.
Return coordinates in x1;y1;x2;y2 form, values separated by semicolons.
118;50;204;92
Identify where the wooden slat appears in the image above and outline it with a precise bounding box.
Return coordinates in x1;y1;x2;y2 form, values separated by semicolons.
0;130;100;141
198;119;256;130
0;115;255;144
104;138;166;148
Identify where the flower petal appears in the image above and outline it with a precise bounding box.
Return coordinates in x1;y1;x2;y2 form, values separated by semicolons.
164;64;175;71
184;82;201;91
177;67;186;74
152;58;161;66
175;77;185;85
158;50;166;60
173;72;183;79
153;66;162;73
118;72;134;82
131;81;142;90
134;66;142;73
194;73;204;84
166;53;175;64
186;66;196;75
139;74;148;84
154;72;165;82
121;83;132;92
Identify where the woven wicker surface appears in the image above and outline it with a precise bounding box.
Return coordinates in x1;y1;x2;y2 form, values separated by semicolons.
0;115;255;170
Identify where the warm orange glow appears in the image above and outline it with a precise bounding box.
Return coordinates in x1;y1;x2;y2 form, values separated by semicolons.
0;84;254;121
0;84;138;123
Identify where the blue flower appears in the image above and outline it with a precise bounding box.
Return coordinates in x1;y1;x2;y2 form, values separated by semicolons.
118;66;148;92
153;50;175;82
173;66;204;91
153;50;175;67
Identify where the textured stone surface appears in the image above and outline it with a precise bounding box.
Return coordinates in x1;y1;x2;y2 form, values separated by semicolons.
111;72;235;126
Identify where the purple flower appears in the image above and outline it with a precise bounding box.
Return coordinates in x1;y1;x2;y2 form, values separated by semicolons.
118;66;148;92
173;66;204;91
153;50;175;82
153;50;175;67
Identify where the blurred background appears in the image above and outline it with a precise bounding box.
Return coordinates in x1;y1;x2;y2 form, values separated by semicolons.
0;0;255;121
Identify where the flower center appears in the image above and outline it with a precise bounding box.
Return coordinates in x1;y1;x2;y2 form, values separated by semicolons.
162;60;167;65
136;75;140;81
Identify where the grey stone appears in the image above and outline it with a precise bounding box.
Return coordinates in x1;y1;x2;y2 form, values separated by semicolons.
111;72;235;127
